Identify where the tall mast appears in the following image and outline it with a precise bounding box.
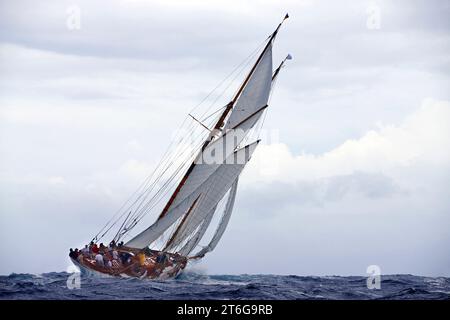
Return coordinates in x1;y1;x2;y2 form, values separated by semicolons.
272;54;292;81
157;14;289;221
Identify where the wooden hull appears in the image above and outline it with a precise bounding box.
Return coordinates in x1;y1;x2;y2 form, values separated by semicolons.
70;248;188;280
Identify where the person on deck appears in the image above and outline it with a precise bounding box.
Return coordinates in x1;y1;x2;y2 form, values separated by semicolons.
120;252;132;265
112;249;119;261
109;240;116;249
81;245;89;256
103;255;111;269
95;253;104;267
156;252;167;264
138;252;146;266
92;243;99;255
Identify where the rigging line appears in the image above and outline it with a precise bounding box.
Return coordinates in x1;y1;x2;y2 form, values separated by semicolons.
118;136;200;241
112;210;132;243
200;104;227;123
126;110;221;226
125;121;210;220
93;164;157;241
257;73;280;141
135;104;234;229
98;109;211;240
94;117;199;241
101;42;265;241
124;137;205;242
118;137;208;241
118;153;196;240
124;148;196;231
116;118;208;228
130;135;206;225
94;32;271;242
122;118;213;238
188;37;267;129
194;38;265;126
128;133;205;221
158;35;274;222
167;141;235;252
148;113;253;238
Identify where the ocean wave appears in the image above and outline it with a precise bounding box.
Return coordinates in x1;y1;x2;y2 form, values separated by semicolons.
0;272;448;300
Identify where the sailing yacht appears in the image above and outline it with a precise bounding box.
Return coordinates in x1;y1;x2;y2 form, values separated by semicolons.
70;14;291;280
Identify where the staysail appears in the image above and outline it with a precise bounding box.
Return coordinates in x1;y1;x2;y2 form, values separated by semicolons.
191;177;239;258
177;205;217;256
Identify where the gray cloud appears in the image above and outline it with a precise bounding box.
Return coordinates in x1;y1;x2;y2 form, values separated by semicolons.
237;172;401;218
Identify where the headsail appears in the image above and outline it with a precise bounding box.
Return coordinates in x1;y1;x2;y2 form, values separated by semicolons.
190;177;239;258
177;205;217;256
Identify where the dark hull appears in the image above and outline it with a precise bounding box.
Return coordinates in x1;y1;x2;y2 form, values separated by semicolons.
70;248;188;280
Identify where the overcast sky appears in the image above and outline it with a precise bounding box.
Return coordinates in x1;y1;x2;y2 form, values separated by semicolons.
0;0;449;277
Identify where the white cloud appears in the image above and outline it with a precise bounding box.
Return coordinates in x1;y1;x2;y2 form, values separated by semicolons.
119;158;154;180
48;176;66;185
244;99;450;184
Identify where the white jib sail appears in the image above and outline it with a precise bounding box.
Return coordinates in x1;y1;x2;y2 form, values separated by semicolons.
176;205;217;256
191;177;239;258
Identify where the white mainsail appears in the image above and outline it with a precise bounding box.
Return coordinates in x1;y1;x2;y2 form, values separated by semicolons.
125;141;259;249
157;45;273;252
158;44;273;219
